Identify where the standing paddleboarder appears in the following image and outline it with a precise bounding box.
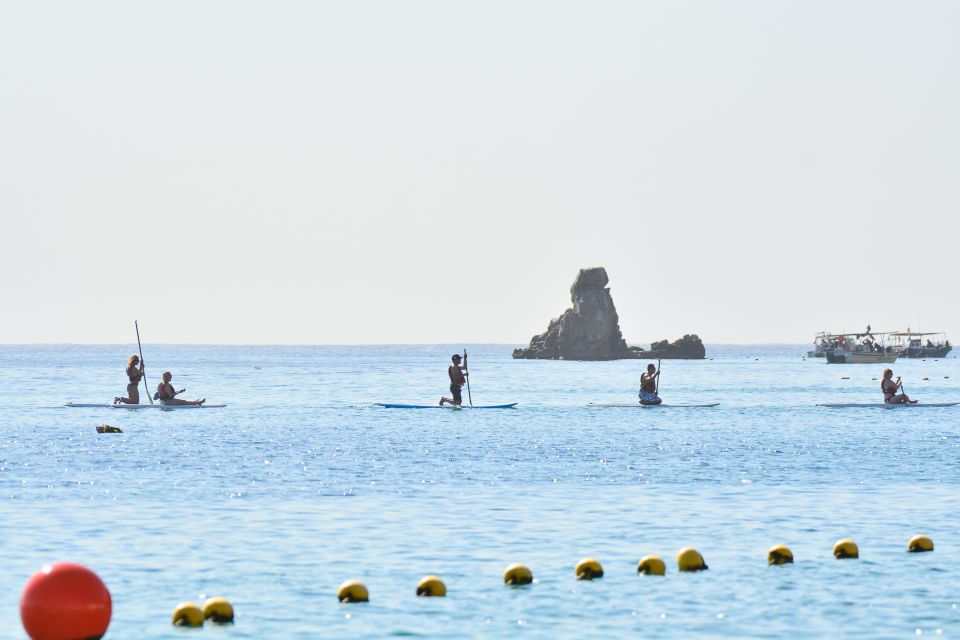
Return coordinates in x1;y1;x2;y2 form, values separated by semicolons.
114;355;145;405
439;353;468;406
639;362;662;405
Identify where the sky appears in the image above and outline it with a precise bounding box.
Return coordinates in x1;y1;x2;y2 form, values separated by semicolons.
1;1;958;345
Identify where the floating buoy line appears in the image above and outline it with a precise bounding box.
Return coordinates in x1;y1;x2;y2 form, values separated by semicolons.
15;536;940;636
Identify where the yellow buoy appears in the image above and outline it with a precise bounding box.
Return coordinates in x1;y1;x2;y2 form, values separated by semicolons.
503;563;533;585
575;557;604;580
416;575;447;597
172;602;204;627
202;597;234;623
676;547;708;572
767;544;794;565
833;539;859;559
337;579;369;603
907;535;934;553
637;555;666;576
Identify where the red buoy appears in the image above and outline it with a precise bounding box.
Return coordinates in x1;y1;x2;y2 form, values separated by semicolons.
20;562;112;640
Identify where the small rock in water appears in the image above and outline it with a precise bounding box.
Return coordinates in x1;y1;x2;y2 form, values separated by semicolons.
96;424;123;434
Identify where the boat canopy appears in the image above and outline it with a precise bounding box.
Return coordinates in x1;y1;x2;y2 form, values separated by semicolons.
829;331;895;338
890;330;946;337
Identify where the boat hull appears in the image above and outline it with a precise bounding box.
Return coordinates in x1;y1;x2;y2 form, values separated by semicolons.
900;345;952;358
825;352;897;364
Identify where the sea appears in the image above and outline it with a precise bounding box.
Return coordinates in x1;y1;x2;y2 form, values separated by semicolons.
0;344;957;639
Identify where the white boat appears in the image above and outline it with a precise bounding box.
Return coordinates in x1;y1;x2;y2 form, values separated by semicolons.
66;402;226;409
806;332;834;358
824;330;897;364
817;402;958;408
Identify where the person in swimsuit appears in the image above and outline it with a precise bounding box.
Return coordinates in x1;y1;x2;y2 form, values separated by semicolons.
881;368;916;404
639;362;662;405
156;371;205;406
115;355;145;404
439;353;468;406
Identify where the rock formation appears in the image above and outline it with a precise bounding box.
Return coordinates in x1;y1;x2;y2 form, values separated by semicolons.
639;334;706;360
512;267;705;360
512;267;633;360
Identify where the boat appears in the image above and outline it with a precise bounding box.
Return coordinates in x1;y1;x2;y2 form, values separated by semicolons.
587;402;719;408
817;402;958;408
66;402;226;409
889;331;952;359
373;403;518;409
824;330;897;364
806;332;834;358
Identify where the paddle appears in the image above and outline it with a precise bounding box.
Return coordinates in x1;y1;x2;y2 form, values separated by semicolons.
655;358;661;395
135;320;153;405
898;377;918;404
463;349;473;406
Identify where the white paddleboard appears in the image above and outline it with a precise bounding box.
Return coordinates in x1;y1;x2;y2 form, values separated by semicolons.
65;402;226;410
587;402;720;408
373;402;517;409
817;402;958;408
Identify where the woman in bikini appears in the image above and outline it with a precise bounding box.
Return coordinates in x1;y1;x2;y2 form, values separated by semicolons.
881;368;916;404
115;355;145;404
156;371;205;406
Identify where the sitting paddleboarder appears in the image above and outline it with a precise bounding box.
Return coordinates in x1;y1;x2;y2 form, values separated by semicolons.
114;355;145;405
881;368;916;404
639;362;662;405
156;371;205;406
439;353;468;406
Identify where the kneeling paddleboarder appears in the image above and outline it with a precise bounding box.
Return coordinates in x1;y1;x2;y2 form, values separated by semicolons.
639;362;662;405
439;353;468;406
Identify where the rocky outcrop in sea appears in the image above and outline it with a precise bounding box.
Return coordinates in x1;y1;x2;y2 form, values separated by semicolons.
638;334;706;360
512;267;705;361
512;267;634;360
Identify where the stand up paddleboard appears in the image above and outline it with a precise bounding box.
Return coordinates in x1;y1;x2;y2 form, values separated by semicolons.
66;402;226;410
374;403;517;409
817;402;958;409
587;402;719;408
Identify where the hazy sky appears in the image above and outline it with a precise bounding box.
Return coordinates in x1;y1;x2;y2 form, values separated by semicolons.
1;1;957;345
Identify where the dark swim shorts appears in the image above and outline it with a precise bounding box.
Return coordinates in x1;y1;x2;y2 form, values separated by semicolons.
450;384;462;404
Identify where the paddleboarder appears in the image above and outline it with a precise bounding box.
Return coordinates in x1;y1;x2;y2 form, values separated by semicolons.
439;353;468;406
114;355;145;405
639;362;662;405
156;371;205;406
881;368;917;404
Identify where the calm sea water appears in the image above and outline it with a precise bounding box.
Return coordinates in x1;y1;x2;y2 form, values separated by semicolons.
0;344;958;639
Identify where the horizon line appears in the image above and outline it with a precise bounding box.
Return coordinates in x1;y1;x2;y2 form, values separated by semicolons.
0;341;812;347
